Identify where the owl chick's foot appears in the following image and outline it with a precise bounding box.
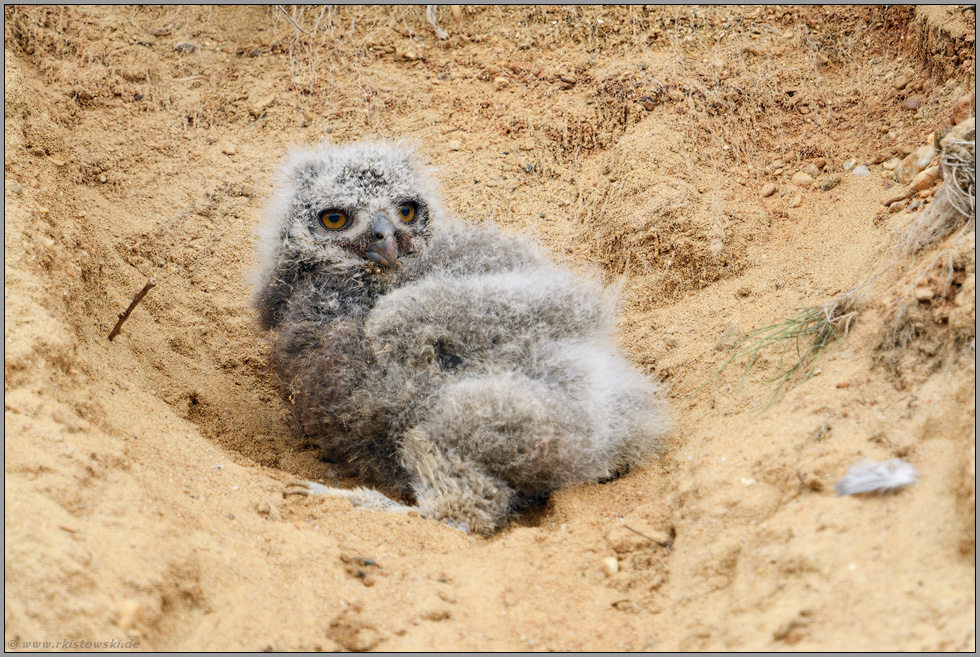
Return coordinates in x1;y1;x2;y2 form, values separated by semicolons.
400;428;515;536
283;481;472;533
283;481;414;513
440;518;471;533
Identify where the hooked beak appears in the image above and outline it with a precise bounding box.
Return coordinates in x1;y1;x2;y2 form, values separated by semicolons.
365;214;398;270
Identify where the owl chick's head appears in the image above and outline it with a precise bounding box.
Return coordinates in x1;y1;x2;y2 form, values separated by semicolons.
254;140;443;290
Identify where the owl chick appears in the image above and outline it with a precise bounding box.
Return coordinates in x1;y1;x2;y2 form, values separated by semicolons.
253;140;670;535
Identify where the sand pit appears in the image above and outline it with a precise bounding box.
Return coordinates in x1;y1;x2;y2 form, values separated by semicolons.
4;5;975;651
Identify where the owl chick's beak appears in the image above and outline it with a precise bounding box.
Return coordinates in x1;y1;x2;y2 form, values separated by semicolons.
366;214;399;269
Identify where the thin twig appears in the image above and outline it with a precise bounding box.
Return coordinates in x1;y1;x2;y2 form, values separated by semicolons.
276;4;312;37
108;278;157;341
624;524;671;547
190;230;224;278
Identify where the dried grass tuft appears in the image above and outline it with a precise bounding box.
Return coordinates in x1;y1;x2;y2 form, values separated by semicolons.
895;124;975;258
701;292;864;409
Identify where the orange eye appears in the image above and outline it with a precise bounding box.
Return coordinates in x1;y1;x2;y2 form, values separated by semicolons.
319;209;349;231
397;202;417;224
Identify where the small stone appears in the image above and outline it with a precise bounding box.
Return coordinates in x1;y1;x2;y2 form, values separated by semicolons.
851;165;869;177
881;187;914;206
116;599;143;630
448;140;461;151
255;501;282;521
602;557;620;577
8;182;22;194
842;159;857;172
951;91;975;125
248;92;276;117
52;408;81;432
222;144;237;155
882;157;901;171
789;193;802;208
909;165;939;192
893;75;910;91
493;76;509;87
98;174;108;184
804;163;820;178
942;117;976;148
396;44;421;60
760;183;777;197
903;95;923;110
48;157;66;167
174;42;196;53
894;144;937;184
813;158;827;170
914;287;934;302
791;171;813;187
667;89;685;102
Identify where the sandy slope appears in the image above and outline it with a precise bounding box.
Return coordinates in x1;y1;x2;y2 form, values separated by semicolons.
4;5;975;651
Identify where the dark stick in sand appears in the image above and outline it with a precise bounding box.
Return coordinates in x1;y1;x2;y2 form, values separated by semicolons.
108;278;157;341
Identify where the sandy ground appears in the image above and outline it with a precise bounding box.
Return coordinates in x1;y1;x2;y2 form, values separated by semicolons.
4;5;976;651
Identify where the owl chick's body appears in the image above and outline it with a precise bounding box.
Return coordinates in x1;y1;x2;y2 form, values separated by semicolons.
254;141;670;535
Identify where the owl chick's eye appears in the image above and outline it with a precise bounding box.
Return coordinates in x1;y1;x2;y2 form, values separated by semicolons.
319;209;350;231
397;202;418;225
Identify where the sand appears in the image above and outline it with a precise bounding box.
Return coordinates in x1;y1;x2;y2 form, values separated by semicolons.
4;5;975;651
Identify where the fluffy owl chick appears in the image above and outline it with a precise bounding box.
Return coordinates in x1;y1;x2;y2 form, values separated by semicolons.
253;140;671;535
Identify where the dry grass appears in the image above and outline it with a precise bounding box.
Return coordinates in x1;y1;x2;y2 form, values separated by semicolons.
889;124;975;310
896;126;976;258
702;293;863;409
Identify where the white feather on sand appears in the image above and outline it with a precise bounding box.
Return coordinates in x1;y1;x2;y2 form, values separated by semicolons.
835;458;920;497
